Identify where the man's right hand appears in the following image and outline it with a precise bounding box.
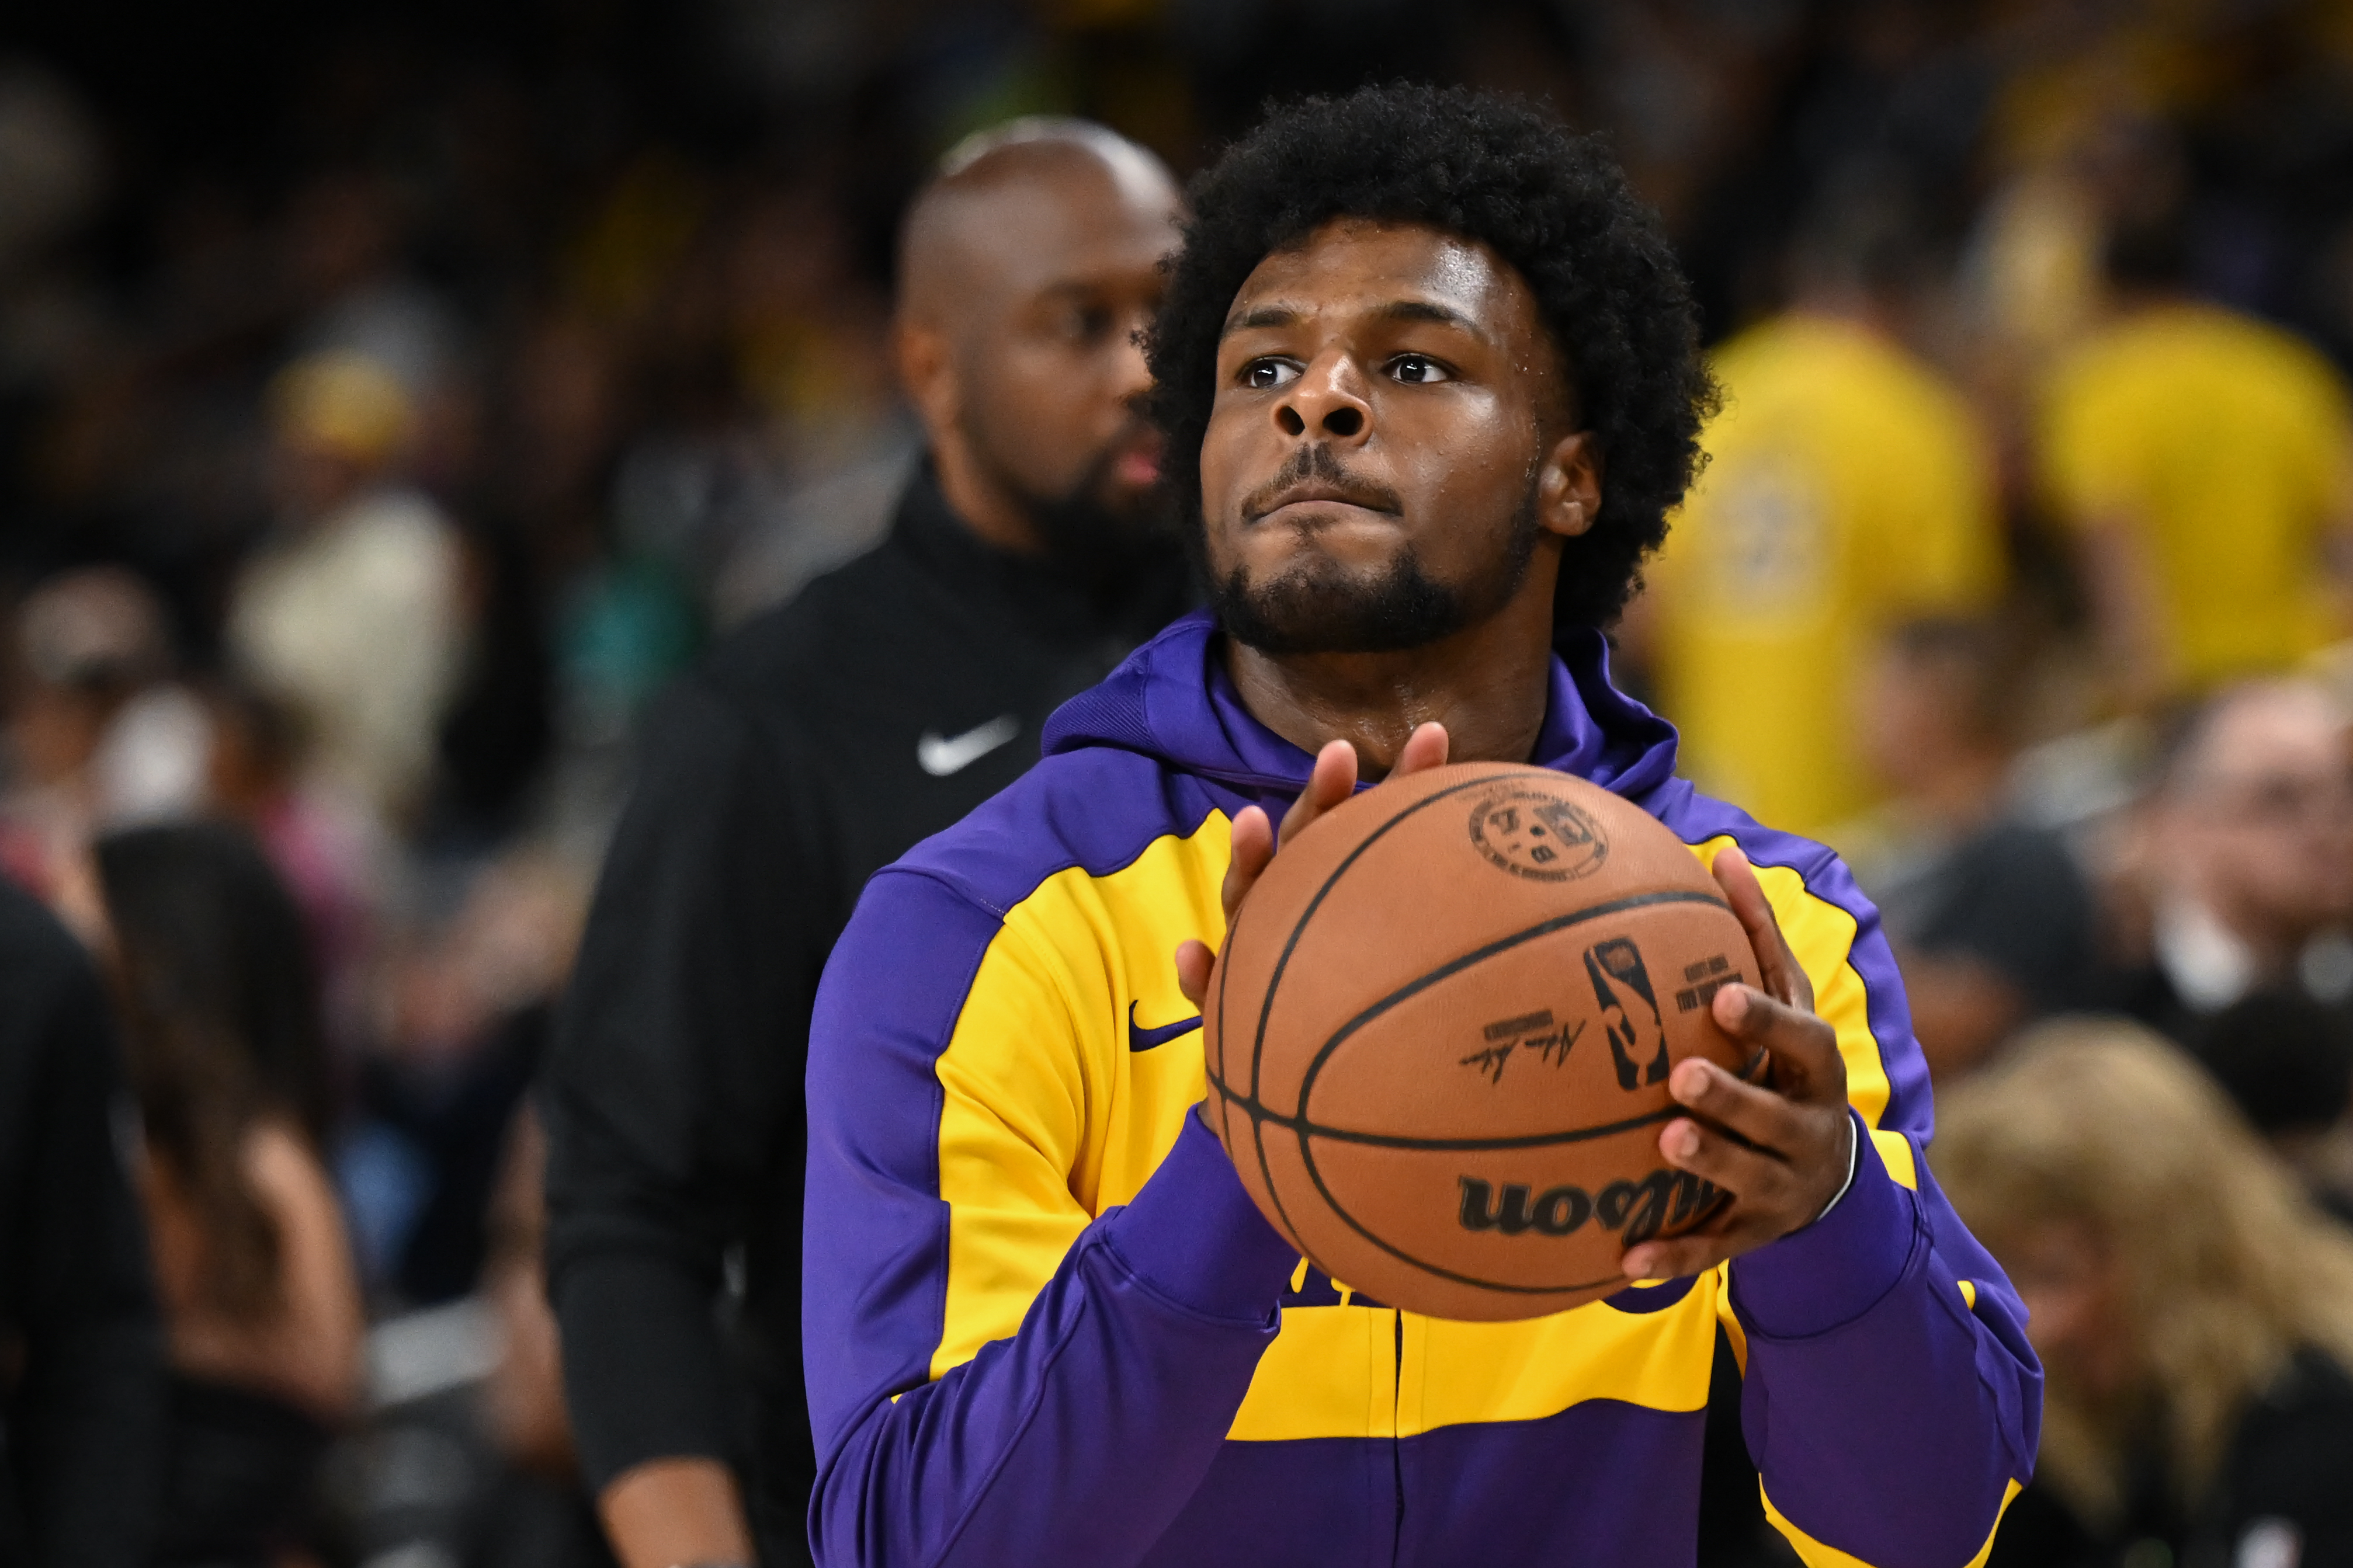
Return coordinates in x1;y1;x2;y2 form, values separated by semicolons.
1174;724;1452;1010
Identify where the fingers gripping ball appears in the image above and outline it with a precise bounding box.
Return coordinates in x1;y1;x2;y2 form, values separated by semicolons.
1201;763;1762;1321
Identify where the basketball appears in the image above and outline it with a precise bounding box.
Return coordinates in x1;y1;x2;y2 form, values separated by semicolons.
1201;762;1764;1321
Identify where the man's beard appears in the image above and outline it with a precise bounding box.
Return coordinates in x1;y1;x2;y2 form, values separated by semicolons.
1207;481;1541;656
978;423;1176;589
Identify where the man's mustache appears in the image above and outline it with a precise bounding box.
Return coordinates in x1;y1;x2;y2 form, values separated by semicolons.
1240;443;1403;523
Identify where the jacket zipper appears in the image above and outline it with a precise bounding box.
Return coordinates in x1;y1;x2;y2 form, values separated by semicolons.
1391;1309;1407;1566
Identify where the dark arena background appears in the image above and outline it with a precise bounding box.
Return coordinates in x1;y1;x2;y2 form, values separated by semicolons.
6;2;2353;1565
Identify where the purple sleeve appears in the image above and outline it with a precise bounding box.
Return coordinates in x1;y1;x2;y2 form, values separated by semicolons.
1727;884;2042;1566
802;870;1297;1568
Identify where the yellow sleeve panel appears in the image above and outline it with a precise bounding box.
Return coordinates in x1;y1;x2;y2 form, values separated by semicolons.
928;816;1233;1382
1765;1480;2022;1568
1687;836;1908;1180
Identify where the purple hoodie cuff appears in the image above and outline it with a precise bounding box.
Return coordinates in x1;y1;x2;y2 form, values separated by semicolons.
1729;1111;1920;1340
1101;1108;1298;1323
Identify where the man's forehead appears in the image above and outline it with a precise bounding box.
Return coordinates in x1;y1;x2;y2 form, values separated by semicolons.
1223;220;1529;334
900;142;1179;317
2181;684;2349;782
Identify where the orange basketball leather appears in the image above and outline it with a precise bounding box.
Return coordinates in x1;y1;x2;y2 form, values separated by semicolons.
1201;762;1760;1321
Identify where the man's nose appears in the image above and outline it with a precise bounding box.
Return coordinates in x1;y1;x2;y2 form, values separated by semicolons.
1275;351;1372;443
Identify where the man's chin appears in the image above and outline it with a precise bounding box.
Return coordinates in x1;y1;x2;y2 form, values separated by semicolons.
1214;563;1466;656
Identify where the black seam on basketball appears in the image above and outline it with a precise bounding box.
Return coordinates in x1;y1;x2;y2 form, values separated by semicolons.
1206;1089;1681;1151
1290;887;1727;1295
1293;886;1730;1123
1228;770;1737;1301
1246;771;1512;1111
1221;888;1315;1257
1237;774;1516;1270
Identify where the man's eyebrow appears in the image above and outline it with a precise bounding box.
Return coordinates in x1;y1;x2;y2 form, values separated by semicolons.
1219;298;1483;336
1375;299;1476;330
1221;304;1299;335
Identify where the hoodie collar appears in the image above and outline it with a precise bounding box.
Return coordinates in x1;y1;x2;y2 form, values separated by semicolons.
1041;609;1683;806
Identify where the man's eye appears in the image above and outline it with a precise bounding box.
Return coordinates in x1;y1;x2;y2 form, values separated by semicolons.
1243;359;1301;390
1068;305;1114;342
1388;354;1452;385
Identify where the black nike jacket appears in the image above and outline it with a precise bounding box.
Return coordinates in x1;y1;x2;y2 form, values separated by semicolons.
543;466;1191;1565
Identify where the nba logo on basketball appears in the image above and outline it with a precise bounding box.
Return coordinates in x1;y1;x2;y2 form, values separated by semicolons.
1584;937;1669;1090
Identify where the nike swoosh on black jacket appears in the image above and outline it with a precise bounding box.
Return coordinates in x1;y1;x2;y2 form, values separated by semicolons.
542;466;1192;1565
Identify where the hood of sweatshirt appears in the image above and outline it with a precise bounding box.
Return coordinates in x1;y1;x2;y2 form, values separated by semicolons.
1041;609;1686;815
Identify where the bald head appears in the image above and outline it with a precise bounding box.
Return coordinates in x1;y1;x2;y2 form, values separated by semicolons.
891;119;1184;568
897;120;1181;331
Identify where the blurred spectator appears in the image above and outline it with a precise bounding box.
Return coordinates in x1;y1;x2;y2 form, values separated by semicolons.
281;170;459;413
2111;679;2353;1042
544;119;1192;1568
90;820;362;1566
353;850;582;1306
227;349;466;827
2038;183;2353;708
1637;171;2005;837
476;1103;620;1567
204;678;384;1068
2195;989;2353;1228
1843;616;2101;1080
1938;1020;2353;1568
0;873;164;1567
0;566;210;898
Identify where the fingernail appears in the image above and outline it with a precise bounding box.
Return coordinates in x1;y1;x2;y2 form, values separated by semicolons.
1665;1121;1699;1159
1623;1247;1656;1276
1672;1060;1709;1100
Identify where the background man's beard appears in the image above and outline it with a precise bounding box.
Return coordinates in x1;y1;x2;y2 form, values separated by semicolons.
970;413;1176;588
1209;489;1540;656
1023;446;1178;587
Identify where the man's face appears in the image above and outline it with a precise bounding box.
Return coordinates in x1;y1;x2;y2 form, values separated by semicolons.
1197;220;1575;653
945;155;1180;556
2160;685;2353;952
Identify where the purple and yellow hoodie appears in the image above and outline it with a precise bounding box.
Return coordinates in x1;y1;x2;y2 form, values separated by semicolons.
803;611;2041;1568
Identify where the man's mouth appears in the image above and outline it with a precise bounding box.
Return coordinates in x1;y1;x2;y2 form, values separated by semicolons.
1108;429;1163;489
1245;482;1401;524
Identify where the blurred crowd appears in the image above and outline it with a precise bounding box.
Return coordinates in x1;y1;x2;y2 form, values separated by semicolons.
4;0;2353;1565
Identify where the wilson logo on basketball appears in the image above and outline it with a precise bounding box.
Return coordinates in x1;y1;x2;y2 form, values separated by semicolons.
1466;787;1608;881
1456;1169;1725;1247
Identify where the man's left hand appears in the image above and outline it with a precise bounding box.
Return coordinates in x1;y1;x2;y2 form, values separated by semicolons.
1620;845;1856;1281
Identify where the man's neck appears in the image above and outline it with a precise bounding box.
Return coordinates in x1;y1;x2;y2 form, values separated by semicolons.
1223;599;1556;778
932;440;1044;557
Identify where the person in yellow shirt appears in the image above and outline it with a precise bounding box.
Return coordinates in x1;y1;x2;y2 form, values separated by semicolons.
1640;195;2005;839
2038;210;2353;705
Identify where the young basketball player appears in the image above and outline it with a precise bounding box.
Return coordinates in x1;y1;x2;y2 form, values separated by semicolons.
803;85;2040;1567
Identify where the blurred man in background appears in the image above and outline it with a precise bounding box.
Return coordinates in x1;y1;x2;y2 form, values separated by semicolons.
2115;679;2353;1042
0;871;164;1566
543;119;1191;1568
1844;616;2101;1081
228;349;467;829
0;566;207;899
2039;171;2353;708
1637;169;2005;837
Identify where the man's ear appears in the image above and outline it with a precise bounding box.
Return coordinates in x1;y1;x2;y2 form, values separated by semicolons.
893;318;959;445
1533;430;1604;541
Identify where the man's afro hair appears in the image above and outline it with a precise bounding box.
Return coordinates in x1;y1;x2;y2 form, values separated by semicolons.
1148;82;1717;633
